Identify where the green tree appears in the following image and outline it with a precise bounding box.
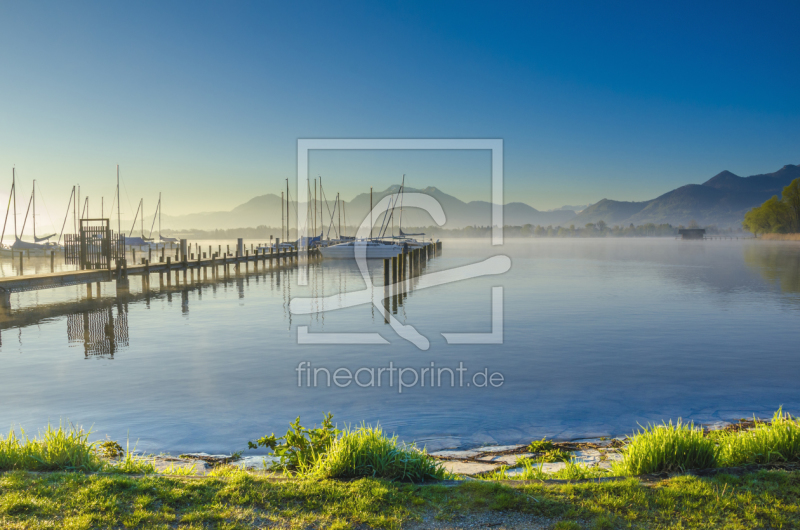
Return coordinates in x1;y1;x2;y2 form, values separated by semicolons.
781;178;800;232
743;196;793;234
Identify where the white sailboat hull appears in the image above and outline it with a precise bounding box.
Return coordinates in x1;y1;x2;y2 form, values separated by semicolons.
320;241;402;260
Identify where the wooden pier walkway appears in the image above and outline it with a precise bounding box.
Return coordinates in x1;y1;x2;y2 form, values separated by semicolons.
0;240;444;308
0;247;311;305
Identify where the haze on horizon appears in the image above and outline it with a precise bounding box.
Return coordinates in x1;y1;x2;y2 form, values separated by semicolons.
1;1;798;228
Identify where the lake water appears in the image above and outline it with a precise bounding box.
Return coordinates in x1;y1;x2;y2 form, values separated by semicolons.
1;238;799;454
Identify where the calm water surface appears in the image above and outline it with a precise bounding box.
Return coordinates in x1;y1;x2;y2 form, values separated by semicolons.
1;238;799;453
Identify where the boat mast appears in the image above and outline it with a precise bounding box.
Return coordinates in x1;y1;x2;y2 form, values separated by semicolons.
1;170;14;246
57;187;75;245
159;192;161;239
281;191;284;243
32;179;36;240
398;174;405;236
370;187;373;240
12;168;17;239
313;178;317;239
338;193;341;238
116;165;121;236
286;179;289;242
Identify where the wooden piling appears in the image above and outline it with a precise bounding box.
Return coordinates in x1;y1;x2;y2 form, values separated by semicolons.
384;258;390;286
50;251;55;273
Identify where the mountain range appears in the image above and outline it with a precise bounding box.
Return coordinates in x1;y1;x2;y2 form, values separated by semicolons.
571;164;800;227
156;164;800;231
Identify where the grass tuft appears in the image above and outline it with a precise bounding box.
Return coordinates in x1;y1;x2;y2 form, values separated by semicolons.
718;408;800;466
0;423;103;472
616;419;717;475
307;424;448;482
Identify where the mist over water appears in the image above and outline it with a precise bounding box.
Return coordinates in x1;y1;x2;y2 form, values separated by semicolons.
0;238;798;454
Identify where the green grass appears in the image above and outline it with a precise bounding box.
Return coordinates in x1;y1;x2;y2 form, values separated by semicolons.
612;409;800;476
489;458;609;481
718;409;800;466
1;469;799;529
307;424;448;482
616;419;718;475
0;424;104;472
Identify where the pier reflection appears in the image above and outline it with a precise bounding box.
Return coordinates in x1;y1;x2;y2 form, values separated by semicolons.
0;248;433;355
67;305;129;358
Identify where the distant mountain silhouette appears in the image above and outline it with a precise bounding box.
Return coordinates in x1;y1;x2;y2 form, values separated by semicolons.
572;164;800;228
156;164;799;231
158;185;575;231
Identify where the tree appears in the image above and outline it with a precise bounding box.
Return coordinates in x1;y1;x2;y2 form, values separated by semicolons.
781;178;800;232
743;196;792;234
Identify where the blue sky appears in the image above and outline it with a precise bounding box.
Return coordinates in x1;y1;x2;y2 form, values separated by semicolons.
1;0;798;225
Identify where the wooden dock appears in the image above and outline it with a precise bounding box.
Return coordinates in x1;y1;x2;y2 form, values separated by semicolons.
0;247;312;306
0;240;444;309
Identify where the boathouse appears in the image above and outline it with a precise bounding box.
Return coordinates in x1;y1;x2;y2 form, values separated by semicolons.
678;228;705;240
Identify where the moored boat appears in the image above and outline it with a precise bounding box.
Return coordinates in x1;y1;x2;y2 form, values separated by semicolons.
319;239;402;260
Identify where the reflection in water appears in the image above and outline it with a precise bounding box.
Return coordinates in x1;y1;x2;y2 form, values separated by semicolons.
3;239;800;455
744;243;800;294
67;305;129;358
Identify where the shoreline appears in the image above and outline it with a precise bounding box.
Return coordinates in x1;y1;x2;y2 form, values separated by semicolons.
758;233;800;241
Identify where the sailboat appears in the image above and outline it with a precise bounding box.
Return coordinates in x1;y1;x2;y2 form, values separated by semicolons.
124;198;153;248
385;176;431;249
1;170;60;255
150;192;177;246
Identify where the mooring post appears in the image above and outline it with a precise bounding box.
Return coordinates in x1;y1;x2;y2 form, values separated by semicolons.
18;252;23;275
384;258;390;286
166;257;172;284
161;246;165;262
0;290;11;312
392;255;398;284
132;247;136;263
50;251;55;273
148;247;152;263
116;259;130;294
